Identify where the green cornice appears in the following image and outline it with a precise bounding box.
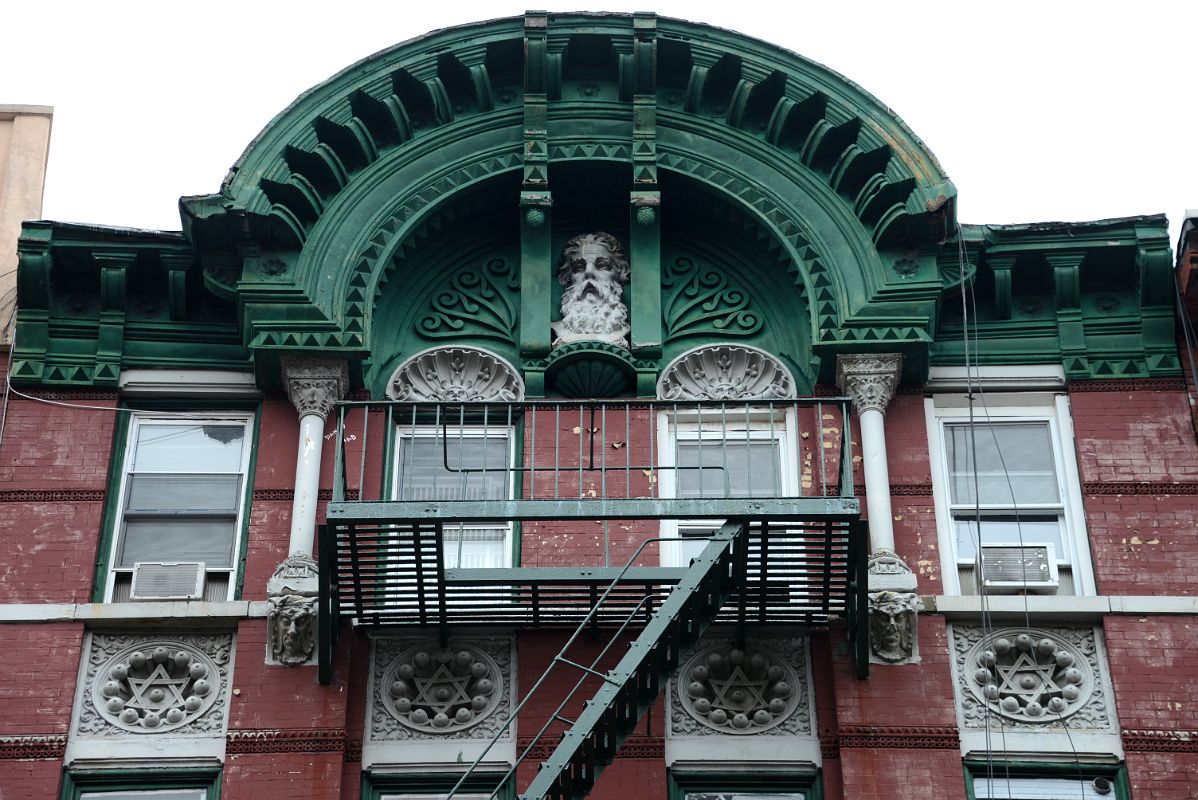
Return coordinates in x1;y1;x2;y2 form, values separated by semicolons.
12;17;1177;389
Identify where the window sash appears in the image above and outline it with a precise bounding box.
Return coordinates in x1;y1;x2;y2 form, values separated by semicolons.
392;427;515;570
108;416;251;600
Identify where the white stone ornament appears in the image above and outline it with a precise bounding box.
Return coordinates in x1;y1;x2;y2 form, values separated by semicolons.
376;640;507;737
868;590;922;664
281;357;349;420
551;232;631;348
952;625;1113;731
835;353;903;416
85;638;226;735
671;638;811;736
657;344;796;401
387;346;524;402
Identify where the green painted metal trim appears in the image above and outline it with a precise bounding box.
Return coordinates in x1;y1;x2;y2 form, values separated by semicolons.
60;767;221;800
962;760;1128;800
445;566;690;584
667;769;823;800
328;496;860;522
233;404;264;599
91;407;131;603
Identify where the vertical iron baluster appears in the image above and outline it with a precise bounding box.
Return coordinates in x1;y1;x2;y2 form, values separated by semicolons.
358;402;369;503
577;403;584;499
530;403;537;500
817;400;827;497
720;403;729;497
744;402;752;500
554;404;561;499
696;403;704;499
624;403;631;498
768;402;777;497
600;403;608;500
384;404;393;502
457;404;467;568
333;406;346;502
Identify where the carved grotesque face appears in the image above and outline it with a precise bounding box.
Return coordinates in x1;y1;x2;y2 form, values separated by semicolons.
271;595;316;664
553;232;631;342
558;233;629;298
869;592;915;663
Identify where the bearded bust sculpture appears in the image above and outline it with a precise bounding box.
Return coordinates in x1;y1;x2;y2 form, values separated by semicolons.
868;590;922;664
552;232;631;348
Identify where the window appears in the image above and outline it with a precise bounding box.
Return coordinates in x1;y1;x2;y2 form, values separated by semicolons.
927;392;1093;595
61;769;220;800
964;763;1127;799
668;771;821;800
104;414;253;602
657;407;797;567
363;771;511;800
393;426;515;569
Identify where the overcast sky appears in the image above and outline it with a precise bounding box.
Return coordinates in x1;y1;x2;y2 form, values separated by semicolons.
3;1;1194;246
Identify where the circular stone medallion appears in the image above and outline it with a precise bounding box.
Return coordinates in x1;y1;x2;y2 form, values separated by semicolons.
963;628;1094;723
91;641;222;733
675;642;800;734
380;642;504;734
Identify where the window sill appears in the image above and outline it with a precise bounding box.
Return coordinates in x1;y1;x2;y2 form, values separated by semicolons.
927;594;1198;619
0;600;271;623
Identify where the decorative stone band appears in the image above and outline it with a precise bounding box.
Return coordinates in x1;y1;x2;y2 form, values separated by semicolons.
14;389;119;401
281;357;349;420
657;343;796;401
1068;378;1186;392
0;734;68;760
832;483;935;497
226;728;347;754
836;353;903;416
518;735;664;760
1122;729;1198;753
1083;481;1198;495
836;725;961;750
253;488;360;502
0;489;105;503
387;346;524;402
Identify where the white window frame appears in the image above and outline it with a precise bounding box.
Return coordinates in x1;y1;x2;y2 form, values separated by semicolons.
656;406;799;568
391;424;517;570
104;413;253;602
925;391;1095;595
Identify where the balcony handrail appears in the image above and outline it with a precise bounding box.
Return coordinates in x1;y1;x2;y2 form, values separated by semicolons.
328;397;858;507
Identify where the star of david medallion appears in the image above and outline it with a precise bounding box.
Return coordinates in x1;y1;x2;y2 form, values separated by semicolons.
381;642;503;734
676;642;800;734
90;641;221;733
964;628;1093;723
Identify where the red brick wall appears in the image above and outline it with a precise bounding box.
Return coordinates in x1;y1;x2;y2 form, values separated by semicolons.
1124;752;1198;800
0;760;64;800
1087;495;1198;595
1070;390;1198;484
0;622;83;734
0;394;117;602
223;753;344;800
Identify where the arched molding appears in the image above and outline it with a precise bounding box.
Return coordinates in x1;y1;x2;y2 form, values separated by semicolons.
386;346;525;401
657;344;797;401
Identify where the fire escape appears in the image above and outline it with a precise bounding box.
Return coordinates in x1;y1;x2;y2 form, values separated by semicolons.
318;398;867;799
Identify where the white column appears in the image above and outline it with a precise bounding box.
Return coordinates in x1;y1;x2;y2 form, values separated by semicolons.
836;353;902;555
837;353;921;665
281;358;349;558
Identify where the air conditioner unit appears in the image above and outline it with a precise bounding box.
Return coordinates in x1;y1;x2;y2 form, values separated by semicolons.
979;543;1059;593
129;562;206;600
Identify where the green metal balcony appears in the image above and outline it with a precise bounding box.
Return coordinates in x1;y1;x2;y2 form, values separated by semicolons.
318;398;867;682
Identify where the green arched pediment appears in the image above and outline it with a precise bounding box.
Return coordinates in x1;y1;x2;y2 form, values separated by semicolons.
16;13;1176;388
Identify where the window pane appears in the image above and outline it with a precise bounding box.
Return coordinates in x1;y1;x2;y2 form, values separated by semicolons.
676;440;780;498
118;520;236;567
954;515;1065;562
442;526;507;569
973;775;1108;799
132;424;245;473
945;422;1059;505
127;474;241;513
397;435;509;501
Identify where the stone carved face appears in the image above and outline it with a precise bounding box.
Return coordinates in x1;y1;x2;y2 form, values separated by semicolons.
270;594;316;665
552;232;630;345
868;591;916;663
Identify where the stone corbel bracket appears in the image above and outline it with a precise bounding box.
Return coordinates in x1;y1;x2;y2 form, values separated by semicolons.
867;550;921;665
266;553;319;667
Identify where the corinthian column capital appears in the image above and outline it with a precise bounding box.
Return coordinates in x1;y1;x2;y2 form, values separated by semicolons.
281;357;349;421
836;353;903;416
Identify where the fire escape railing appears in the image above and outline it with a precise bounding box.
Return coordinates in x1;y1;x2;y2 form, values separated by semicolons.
318;399;868;687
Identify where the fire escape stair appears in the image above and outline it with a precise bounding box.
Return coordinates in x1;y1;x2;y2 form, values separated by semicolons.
518;518;747;800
